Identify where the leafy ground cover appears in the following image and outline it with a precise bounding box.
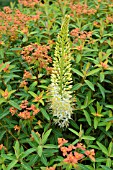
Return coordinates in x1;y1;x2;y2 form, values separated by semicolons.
0;0;113;169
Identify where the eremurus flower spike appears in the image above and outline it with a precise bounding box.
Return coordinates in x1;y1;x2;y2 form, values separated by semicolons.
49;15;74;128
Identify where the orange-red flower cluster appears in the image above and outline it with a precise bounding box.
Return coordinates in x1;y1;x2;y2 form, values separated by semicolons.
58;138;68;148
70;28;92;43
23;70;32;79
9;107;17;116
64;152;84;164
0;7;41;41
9;100;40;119
19;80;28;88
18;0;39;8
106;16;113;23
21;43;52;73
58;138;95;166
85;149;95;162
70;3;97;16
18;110;31;119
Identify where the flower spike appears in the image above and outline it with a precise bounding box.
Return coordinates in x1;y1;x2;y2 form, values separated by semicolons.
49;15;74;128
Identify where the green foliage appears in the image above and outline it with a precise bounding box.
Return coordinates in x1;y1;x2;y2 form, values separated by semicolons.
0;0;113;169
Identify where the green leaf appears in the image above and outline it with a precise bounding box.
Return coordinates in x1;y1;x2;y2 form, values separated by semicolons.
84;80;95;91
72;83;82;91
42;129;52;145
2;164;7;170
14;140;20;159
96;141;108;155
0;49;4;59
8;100;21;110
106;122;111;131
82;136;95;140
100;165;112;170
0;98;6;105
83;110;91;126
104;117;113;122
68;128;79;136
28;155;38;166
1;154;15;161
105;105;113;109
21;148;36;159
0;109;9;120
0;130;6;141
94;117;99;129
31;131;40;144
87;68;101;76
41;154;48;166
29;81;37;91
78;164;89;170
108;142;113;156
21;162;32;170
43;144;57;149
106;158;111;168
38;85;47;89
9;48;23;51
97;83;105;99
40;108;50;121
37;145;43;157
7;160;18;170
76;54;81;63
28;91;37;98
100;72;105;82
72;68;84;77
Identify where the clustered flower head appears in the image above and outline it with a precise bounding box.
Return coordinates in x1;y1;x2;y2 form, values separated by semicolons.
70;2;97;16
58;138;95;166
9;100;40;119
48;15;74;128
21;43;52;74
18;0;39;8
0;7;41;41
70;28;92;44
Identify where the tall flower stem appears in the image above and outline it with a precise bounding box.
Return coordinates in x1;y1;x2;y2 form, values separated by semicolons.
49;15;74;128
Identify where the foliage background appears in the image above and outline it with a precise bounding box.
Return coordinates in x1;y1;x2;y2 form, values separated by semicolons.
0;0;113;169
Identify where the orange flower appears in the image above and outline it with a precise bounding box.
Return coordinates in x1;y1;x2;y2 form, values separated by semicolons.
101;62;108;69
76;143;86;150
14;125;21;131
67;144;76;152
3;6;12;14
58;138;68;148
3;64;10;73
74;152;84;161
60;146;68;156
76;45;83;51
64;152;78;164
20;100;28;109
27;104;40;116
0;144;4;150
85;149;95;162
2;89;9;99
19;80;28;87
23;70;32;79
9;107;17;116
18;110;31;119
